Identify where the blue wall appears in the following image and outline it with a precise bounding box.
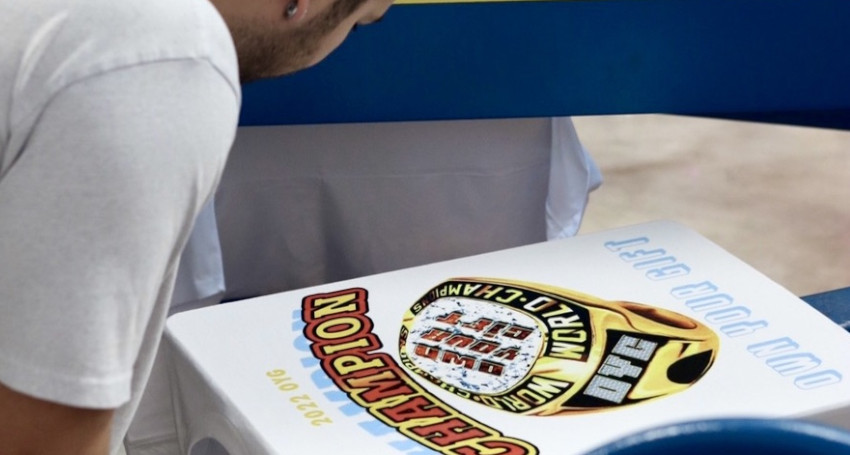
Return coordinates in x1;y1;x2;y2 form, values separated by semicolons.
240;0;850;127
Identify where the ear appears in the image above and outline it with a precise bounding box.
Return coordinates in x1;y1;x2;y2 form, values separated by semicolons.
284;0;309;22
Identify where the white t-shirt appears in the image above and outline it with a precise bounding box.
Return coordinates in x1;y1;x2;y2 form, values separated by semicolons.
0;0;240;452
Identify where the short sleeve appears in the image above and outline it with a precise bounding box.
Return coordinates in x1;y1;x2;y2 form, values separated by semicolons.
0;58;239;408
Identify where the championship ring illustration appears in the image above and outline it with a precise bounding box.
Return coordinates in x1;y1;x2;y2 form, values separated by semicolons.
399;278;719;416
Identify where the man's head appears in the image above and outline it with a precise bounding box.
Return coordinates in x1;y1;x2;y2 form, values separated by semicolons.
211;0;393;82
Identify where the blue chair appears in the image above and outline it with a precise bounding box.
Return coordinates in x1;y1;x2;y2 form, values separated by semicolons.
584;418;850;455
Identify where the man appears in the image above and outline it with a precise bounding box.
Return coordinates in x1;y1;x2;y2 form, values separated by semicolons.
0;0;392;452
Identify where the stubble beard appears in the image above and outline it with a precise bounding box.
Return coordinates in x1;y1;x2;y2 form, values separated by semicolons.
230;17;323;83
229;0;366;84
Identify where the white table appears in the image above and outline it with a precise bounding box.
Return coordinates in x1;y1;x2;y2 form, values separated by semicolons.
165;221;850;454
126;116;604;455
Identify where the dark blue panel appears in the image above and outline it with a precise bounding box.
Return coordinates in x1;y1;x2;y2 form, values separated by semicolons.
802;287;850;332
706;110;850;131
584;418;850;455
240;0;850;125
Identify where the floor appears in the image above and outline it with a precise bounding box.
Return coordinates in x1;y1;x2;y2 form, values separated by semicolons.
573;114;850;297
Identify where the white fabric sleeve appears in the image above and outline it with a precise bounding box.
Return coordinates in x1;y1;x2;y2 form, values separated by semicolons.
0;59;238;409
546;117;603;240
170;200;226;310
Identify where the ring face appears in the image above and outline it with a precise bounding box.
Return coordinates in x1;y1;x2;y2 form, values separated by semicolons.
399;278;720;416
402;295;546;394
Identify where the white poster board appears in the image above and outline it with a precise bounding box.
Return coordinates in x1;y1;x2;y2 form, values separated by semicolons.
167;221;850;454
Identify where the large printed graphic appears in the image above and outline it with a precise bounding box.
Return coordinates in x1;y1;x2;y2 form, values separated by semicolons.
302;288;538;454
302;279;719;454
400;278;719;415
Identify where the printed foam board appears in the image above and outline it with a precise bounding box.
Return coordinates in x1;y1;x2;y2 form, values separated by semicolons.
167;220;850;454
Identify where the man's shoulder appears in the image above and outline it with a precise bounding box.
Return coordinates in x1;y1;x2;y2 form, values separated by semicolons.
0;0;239;159
5;0;239;97
83;0;237;86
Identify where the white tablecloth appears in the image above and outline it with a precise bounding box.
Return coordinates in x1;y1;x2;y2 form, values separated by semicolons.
215;117;600;300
